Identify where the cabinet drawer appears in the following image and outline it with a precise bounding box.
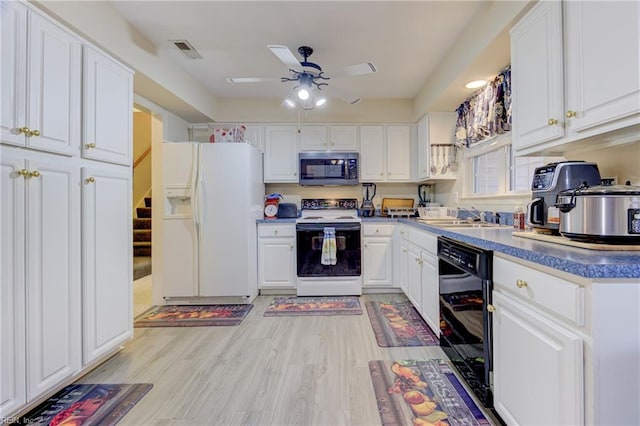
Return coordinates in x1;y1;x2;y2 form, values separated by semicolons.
493;256;584;326
363;223;394;237
408;228;437;255
258;224;295;238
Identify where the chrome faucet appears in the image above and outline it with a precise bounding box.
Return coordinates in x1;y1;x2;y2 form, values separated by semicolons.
457;206;484;222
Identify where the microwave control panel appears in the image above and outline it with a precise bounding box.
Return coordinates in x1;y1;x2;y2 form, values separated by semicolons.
629;208;640;234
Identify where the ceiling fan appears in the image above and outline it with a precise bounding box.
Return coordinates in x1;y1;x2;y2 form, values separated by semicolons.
227;45;377;109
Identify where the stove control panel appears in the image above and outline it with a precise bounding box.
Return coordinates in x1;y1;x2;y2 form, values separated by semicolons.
301;198;358;210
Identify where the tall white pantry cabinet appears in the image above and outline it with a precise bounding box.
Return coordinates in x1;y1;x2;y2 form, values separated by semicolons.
1;0;134;417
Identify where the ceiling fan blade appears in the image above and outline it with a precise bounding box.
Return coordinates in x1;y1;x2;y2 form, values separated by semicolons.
268;45;303;72
326;86;361;105
332;62;377;78
226;77;280;83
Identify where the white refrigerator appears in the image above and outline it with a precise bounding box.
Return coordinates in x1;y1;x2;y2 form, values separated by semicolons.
161;142;264;302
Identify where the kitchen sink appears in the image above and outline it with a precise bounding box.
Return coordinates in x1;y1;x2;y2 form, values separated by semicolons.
417;218;508;229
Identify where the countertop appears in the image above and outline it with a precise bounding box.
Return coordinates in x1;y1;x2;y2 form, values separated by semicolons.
257;217;640;279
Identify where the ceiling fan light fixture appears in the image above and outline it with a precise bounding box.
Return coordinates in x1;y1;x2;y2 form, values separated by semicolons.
315;97;327;107
297;87;310;100
283;98;296;108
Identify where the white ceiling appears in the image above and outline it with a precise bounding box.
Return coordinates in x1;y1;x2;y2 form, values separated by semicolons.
111;1;511;111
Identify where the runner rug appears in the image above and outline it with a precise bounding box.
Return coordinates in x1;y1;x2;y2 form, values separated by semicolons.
263;296;362;316
15;383;152;425
134;304;253;327
369;359;490;426
365;301;438;347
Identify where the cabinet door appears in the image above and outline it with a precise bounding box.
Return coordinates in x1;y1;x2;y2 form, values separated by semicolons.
264;126;298;182
564;1;640;133
510;0;564;150
82;46;133;165
385;125;411;181
359;126;385;181
244;125;264;152
0;1;27;147
329;125;357;151
416;116;430;181
0;149;27;414
420;255;439;336
493;291;584;426
25;154;80;400
299;125;327;151
81;165;132;364
363;237;393;287
258;238;296;288
392;227;408;293
406;243;422;311
27;11;81;156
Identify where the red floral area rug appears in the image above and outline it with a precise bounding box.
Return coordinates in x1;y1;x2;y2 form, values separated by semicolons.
134;304;253;327
369;359;490;426
365;301;438;347
263;296;362;316
15;383;152;425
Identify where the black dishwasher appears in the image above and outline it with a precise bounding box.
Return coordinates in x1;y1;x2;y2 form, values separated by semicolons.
438;236;494;408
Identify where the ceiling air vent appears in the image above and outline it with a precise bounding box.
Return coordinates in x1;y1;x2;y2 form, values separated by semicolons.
170;40;203;59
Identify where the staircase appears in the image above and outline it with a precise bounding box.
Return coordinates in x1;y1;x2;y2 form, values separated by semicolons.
133;197;152;280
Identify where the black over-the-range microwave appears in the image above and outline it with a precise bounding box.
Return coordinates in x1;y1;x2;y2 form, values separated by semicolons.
298;152;359;186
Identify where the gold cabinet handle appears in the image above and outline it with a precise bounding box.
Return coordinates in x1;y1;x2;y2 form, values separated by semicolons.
18;169;29;177
547;118;558;125
364;243;368;248
86;176;96;183
516;279;528;288
487;304;496;313
18;126;30;134
274;229;278;235
290;244;293;250
375;229;379;233
28;129;41;137
29;170;40;178
380;172;384;176
403;248;407;253
418;259;424;265
86;143;96;149
565;110;577;118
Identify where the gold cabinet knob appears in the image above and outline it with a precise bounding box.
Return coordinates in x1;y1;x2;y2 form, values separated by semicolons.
516;279;528;288
380;172;384;176
375;229;379;233
565;110;577;118
28;129;41;137
86;143;96;149
86;176;96;183
487;304;496;313
547;118;558;125
29;170;40;178
403;248;407;253
274;229;278;235
18;126;30;134
18;169;29;177
364;243;368;248
293;172;297;176
290;245;293;250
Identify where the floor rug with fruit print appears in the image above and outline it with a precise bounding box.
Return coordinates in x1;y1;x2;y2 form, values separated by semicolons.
365;301;438;347
134;304;253;327
369;359;490;426
263;296;362;316
15;383;152;425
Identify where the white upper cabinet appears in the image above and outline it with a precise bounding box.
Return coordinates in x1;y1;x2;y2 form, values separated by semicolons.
511;0;640;154
415;113;456;181
82;46;134;165
1;2;81;155
360;125;412;182
264;125;299;182
299;125;358;151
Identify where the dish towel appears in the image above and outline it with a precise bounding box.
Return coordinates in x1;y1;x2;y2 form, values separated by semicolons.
321;227;337;266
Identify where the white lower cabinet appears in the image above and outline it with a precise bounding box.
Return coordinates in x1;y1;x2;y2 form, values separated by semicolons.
406;242;422;311
363;224;395;288
1;147;81;413
392;225;408;294
258;224;296;290
492;290;584;425
81;165;132;364
405;230;439;335
492;255;584;425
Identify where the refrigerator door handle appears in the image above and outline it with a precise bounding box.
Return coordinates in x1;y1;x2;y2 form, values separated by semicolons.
191;144;200;232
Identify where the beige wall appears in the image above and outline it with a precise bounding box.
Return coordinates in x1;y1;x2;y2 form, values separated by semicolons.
133;111;153;211
566;142;640;186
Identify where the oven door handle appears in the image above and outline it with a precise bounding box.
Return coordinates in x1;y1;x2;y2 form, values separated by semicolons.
296;223;361;232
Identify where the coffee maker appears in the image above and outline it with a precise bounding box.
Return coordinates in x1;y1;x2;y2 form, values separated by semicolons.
528;161;601;233
360;183;376;217
418;184;433;207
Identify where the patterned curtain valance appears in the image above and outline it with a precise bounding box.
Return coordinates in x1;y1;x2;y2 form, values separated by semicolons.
455;65;511;148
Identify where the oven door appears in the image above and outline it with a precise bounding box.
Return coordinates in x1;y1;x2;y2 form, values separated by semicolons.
296;222;361;277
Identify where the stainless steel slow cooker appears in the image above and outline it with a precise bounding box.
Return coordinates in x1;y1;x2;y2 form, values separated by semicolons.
555;182;640;244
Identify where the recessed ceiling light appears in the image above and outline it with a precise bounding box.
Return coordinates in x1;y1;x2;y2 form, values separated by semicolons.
465;79;488;89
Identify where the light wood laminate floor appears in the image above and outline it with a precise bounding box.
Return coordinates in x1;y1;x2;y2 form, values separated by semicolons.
79;293;499;425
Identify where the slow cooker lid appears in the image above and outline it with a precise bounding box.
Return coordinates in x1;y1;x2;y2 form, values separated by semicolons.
574;183;640;196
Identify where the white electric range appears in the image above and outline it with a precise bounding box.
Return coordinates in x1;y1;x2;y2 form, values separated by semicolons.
295;199;362;296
